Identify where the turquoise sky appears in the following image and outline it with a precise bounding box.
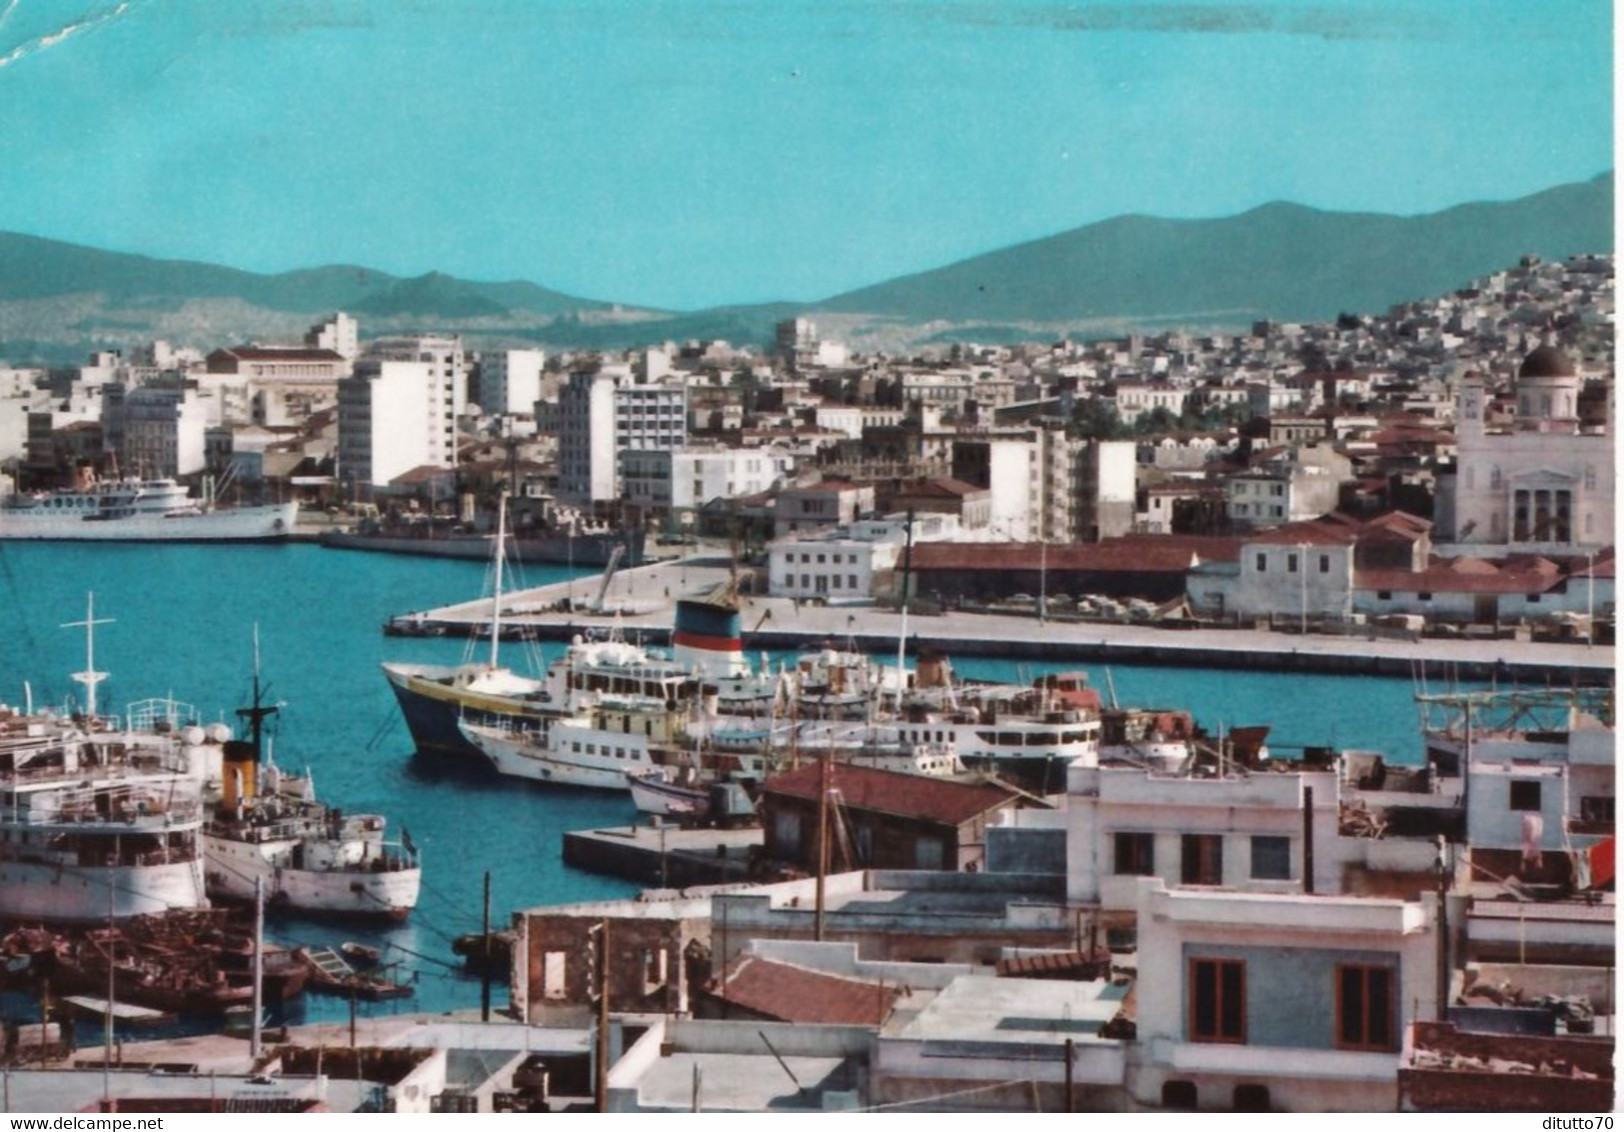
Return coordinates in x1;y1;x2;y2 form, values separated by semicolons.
0;0;1612;310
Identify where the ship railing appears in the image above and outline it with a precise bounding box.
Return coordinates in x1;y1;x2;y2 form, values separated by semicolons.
11;795;202;828
205;817;312;844
123;698;203;735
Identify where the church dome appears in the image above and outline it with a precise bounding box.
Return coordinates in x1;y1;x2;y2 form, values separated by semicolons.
1518;346;1576;379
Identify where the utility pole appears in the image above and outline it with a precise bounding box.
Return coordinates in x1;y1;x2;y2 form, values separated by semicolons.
481;871;492;1023
815;752;830;942
1434;835;1450;1021
594;920;610;1113
251;875;264;1059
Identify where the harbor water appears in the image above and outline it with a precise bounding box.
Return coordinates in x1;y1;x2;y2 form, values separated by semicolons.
0;542;1474;1028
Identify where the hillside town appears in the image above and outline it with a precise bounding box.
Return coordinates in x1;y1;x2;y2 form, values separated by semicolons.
0;252;1613;637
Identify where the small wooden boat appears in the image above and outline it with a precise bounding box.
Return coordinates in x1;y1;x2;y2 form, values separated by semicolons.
297;946;413;1001
339;941;382;967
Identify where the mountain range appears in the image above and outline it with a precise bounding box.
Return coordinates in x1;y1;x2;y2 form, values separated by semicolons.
0;172;1610;364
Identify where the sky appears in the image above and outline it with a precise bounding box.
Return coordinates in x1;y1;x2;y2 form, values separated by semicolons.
0;0;1612;311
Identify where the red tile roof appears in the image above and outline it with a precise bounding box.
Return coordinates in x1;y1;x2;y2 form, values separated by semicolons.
1357;561;1568;595
711;955;898;1026
764;762;1028;826
910;535;1241;572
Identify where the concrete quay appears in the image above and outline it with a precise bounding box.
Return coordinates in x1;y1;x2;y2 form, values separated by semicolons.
389;553;1614;683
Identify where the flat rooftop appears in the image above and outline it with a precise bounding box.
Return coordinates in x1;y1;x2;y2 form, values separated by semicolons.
626;1050;857;1112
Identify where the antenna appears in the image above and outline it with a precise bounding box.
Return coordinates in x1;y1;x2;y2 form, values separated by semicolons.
61;593;113;718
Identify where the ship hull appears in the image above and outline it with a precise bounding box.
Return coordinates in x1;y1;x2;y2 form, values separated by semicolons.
0;502;298;542
382;662;555;762
321;526;644;566
461;720;656;791
203;833;419;920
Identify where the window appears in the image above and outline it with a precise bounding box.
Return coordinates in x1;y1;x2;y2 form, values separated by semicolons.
1417;592;1431;601
1250;836;1291;880
1580;796;1615;825
1189;957;1245;1043
1287;553;1299;573
1319;554;1330;574
1255;553;1267;572
1377;590;1392;600
1335;964;1395;1050
1509;780;1542;812
1114;832;1155;876
1181;834;1223;885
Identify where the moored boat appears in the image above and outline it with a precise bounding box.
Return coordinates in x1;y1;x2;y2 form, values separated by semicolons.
0;475;296;542
0;597;210;924
202;651;421;921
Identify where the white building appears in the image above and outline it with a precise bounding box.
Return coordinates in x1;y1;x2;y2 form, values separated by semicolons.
621;447;795;527
478;349;546;415
365;335;466;467
336;360;436;489
557;370;689;506
304;312;359;361
1226;445;1351;531
769;513;960;602
1063;761;1344;911
1111;382;1186;426
1440;346;1613;554
119;385;210;478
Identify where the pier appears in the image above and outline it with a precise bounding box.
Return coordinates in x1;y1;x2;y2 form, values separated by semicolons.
387;553;1614;683
562;821;764;888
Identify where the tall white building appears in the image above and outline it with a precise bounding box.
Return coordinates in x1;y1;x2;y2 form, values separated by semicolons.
365;335;466;468
337;361;436;489
557;370;688;505
120;386;210;478
1441;345;1614;553
478;349;546;415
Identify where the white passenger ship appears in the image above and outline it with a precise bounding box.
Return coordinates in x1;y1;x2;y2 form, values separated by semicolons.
0;477;296;541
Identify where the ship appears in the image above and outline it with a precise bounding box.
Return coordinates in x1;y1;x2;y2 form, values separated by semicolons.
319;496;644;567
0;597;210;924
457;695;679;790
382;503;769;763
202;645;421;921
0;708;211;923
0;476;297;542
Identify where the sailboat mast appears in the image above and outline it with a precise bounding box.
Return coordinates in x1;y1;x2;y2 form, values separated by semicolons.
489;492;508;670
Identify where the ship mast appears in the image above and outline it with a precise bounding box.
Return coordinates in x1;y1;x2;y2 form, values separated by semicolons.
62;593;112;719
489;491;508;670
236;625;279;762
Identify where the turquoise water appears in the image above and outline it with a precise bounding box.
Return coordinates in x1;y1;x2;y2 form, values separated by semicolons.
0;542;1459;1025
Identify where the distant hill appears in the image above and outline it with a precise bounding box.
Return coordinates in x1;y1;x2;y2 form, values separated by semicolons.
0;173;1611;363
816;172;1615;329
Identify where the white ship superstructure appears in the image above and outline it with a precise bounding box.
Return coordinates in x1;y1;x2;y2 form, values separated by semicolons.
0;707;209;923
